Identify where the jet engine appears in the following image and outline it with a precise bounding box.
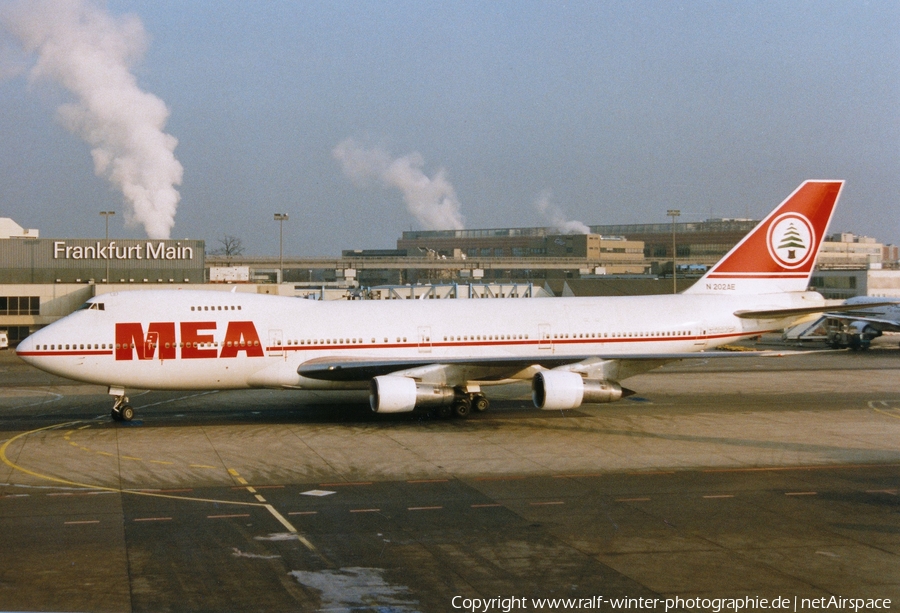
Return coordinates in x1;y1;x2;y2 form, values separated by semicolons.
369;375;455;413
532;371;625;410
850;321;882;346
828;320;883;350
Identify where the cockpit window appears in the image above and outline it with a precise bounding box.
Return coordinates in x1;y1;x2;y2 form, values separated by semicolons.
76;302;105;311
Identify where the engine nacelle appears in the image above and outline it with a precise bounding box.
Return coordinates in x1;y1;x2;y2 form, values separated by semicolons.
849;321;881;339
532;371;624;410
369;375;455;413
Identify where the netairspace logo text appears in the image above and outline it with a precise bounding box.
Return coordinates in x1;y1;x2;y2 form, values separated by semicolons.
450;595;893;612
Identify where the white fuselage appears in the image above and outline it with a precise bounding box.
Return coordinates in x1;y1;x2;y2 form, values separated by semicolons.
16;289;819;391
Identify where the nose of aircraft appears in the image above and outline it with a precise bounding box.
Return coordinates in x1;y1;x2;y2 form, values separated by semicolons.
15;331;38;363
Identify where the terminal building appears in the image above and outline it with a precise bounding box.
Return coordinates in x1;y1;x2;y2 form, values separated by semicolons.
588;218;759;273
395;228;647;275
0;218;205;284
0;218;205;343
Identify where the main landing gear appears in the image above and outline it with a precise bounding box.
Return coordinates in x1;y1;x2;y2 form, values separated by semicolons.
108;386;135;422
435;391;490;419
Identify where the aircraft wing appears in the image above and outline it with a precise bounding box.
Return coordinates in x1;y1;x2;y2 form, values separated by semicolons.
297;349;803;383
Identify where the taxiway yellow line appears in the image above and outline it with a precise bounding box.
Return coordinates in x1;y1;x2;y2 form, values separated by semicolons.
226;467;317;552
873;408;900;420
2;421;321;553
0;421;281;509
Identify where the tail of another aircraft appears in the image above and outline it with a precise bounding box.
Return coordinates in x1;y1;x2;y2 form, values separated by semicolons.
684;181;843;296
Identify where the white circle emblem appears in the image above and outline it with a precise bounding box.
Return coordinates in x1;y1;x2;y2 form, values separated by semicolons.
766;213;815;269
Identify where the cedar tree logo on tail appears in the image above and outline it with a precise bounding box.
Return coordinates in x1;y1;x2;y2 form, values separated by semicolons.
767;213;814;269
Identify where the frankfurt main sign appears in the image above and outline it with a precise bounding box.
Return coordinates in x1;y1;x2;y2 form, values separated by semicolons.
53;241;196;261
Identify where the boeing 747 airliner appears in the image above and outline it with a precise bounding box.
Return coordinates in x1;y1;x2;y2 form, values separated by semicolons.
17;181;866;421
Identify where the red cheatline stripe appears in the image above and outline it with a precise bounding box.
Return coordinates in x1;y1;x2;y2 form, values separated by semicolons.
23;329;781;360
275;331;772;353
706;272;810;277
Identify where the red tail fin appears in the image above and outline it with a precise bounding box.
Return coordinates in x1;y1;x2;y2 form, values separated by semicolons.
684;181;843;295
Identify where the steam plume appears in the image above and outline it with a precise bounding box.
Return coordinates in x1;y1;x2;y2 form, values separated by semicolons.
535;191;590;234
1;0;183;239
333;138;465;230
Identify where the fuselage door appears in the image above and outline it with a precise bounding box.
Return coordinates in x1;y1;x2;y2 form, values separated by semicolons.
146;331;159;360
417;326;432;353
268;329;284;357
538;324;552;351
694;328;708;348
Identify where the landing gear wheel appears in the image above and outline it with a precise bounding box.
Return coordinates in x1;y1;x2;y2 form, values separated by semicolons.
473;394;490;412
110;390;133;422
453;397;471;418
436;405;453;419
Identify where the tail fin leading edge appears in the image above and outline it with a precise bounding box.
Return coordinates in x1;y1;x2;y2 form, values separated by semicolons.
684;181;843;295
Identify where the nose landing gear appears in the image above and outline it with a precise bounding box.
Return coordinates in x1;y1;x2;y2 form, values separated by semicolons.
108;386;134;422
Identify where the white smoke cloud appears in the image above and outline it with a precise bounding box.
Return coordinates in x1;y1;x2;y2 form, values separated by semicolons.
333;138;465;230
535;190;590;234
1;0;183;239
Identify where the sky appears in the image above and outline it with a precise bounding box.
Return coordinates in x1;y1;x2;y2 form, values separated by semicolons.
0;0;897;256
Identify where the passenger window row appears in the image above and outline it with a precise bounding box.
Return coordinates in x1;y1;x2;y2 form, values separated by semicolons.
190;305;241;311
553;331;692;339
443;334;529;341
278;337;406;346
36;343;108;351
114;341;261;349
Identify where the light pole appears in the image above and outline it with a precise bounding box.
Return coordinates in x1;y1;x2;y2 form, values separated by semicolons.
274;213;289;284
667;209;680;294
100;211;115;283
